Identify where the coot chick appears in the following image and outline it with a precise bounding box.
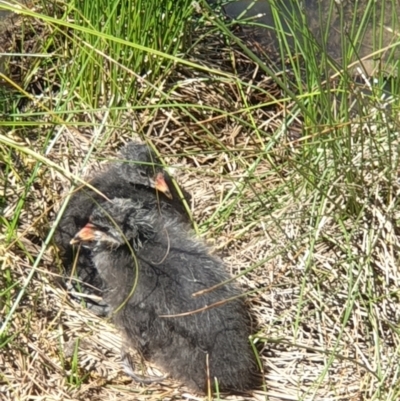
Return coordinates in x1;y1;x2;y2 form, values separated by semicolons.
71;198;259;393
55;142;191;315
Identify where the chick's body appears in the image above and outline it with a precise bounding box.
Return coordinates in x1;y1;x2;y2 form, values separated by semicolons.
76;199;259;393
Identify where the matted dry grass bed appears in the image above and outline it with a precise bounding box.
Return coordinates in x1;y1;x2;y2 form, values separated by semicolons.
1;10;400;401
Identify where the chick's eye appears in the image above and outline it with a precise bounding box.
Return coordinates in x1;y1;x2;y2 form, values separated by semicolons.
138;170;147;178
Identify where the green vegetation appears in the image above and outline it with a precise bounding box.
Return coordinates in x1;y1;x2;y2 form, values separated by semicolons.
1;0;400;399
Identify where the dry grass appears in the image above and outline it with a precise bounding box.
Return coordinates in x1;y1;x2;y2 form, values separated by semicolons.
2;8;400;401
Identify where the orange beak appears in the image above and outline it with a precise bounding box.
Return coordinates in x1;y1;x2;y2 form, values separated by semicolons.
70;223;97;245
154;172;172;199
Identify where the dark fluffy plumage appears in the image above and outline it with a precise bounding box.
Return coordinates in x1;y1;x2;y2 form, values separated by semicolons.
54;142;191;315
71;198;259;393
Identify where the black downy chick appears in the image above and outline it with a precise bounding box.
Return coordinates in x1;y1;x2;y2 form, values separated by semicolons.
55;142;191;315
71;198;259;394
